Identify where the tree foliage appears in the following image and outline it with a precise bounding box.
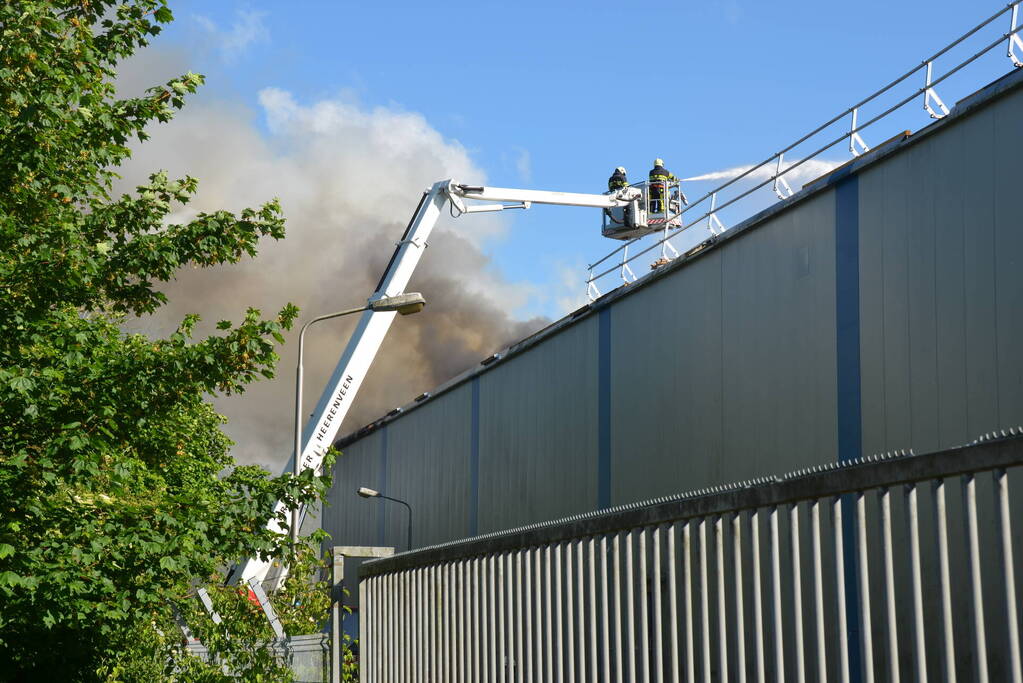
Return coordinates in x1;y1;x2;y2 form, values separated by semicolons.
0;2;332;679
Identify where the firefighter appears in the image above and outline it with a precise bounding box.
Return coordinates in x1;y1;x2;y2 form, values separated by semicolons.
648;158;677;213
607;166;628;192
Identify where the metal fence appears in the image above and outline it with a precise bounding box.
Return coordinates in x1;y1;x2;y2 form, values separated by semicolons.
358;433;1023;682
185;633;328;682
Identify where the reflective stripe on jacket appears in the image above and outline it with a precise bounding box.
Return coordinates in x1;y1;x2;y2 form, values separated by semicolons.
648;164;675;182
608;170;628;190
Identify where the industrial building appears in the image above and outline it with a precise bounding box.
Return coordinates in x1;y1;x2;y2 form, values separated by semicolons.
323;66;1023;555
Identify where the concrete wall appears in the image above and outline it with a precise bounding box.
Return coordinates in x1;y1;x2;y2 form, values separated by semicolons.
323;69;1023;556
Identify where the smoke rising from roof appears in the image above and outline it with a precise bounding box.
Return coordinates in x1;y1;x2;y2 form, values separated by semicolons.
118;84;547;472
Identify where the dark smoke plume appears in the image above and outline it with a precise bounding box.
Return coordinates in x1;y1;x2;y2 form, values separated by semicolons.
117;84;547;471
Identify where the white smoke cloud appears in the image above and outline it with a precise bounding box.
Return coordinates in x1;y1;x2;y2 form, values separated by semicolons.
515;148;532;184
193;10;269;62
116;84;547;472
683;158;842;185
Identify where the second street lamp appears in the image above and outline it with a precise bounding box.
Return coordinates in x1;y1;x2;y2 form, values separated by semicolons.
357;486;413;552
291;293;426;545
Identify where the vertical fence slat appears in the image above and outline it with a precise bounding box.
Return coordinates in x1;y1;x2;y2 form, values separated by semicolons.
577;541;588;683
653;526;665;683
962;473;990;683
684;521;695;683
810;500;827;683
390;575;397;683
443;564;452;683
878;488;900;683
403;568;411;678
700;518;711;683
833;497;850;683
589;538;599;681
463;560;471;683
994;469;1023;683
421;567;428;682
430;566;436;681
602;535;612;683
904;484;928;683
407;568;414;683
364;576;371;683
566;541;576;683
715;515;728;683
856;492;875;683
474;560;482;683
535;548;544;683
531;548;540;683
408;569;416;682
516;550;526;683
430;568;437;683
770;506;784;682
626;530;638;683
640;529;651;683
668;523;681;683
555;541;564;683
614;533;624;683
931;479;957;683
545;544;555;683
497;554;506;683
420;568;426;683
733;512;747;683
750;509;766;683
487;556;496;683
393;572;400;682
791;503;806;683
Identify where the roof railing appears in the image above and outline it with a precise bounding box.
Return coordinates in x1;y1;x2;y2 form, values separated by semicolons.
586;1;1023;300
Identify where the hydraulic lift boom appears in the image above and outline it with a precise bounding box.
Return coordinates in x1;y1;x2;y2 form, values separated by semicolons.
232;179;638;587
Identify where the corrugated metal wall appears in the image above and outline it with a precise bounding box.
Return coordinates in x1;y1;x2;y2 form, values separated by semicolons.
610;189;838;505
324;70;1023;555
478;316;600;530
858;84;1023;456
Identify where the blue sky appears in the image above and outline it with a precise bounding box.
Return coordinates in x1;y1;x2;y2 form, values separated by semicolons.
151;0;1018;318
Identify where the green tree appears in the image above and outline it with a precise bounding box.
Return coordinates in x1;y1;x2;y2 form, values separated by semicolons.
0;1;331;679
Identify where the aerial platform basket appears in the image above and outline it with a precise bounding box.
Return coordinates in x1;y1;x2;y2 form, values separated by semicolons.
602;180;686;240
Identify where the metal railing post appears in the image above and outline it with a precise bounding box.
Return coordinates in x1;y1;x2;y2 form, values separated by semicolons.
583;2;1023;299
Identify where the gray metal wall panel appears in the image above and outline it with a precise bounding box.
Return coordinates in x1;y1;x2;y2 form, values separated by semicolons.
608;250;724;501
993;90;1023;428
382;383;474;549
719;191;838;479
477;315;599;532
905;134;941;454
961;105;1001;438
932;122;969;446
324;431;382;547
610;190;837;505
858;85;1023;456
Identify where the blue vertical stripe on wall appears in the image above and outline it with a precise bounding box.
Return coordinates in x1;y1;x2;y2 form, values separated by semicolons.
598;307;612;509
377;427;387;546
835;175;864;682
469;377;480;535
835;175;863;463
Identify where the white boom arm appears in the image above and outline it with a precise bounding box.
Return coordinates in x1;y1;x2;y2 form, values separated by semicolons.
232;180;635;586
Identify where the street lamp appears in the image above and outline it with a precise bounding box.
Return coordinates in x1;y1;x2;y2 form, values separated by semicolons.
291;293;426;544
357;486;413;552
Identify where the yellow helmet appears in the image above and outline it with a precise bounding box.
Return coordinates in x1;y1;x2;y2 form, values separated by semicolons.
654;158;664;167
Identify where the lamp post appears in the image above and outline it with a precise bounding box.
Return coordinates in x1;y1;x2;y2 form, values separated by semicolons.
357;486;413;552
291;293;426;545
